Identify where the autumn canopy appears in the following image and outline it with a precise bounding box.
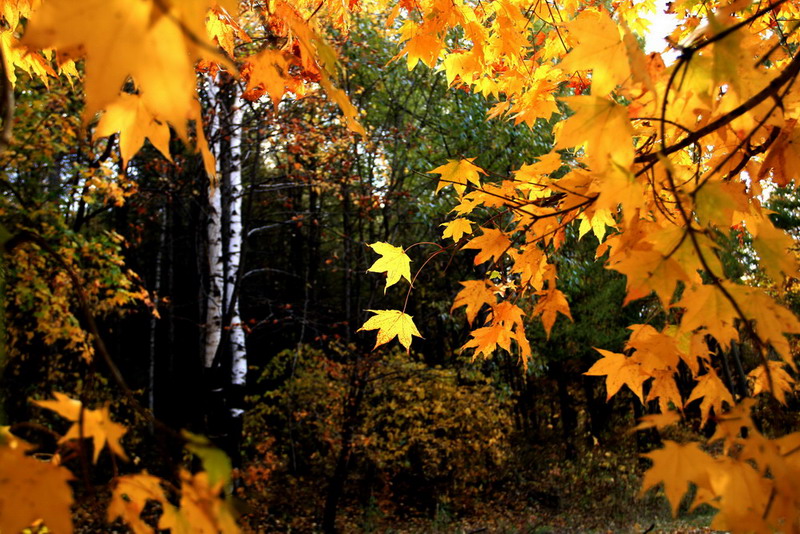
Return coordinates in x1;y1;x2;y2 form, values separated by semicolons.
2;0;800;532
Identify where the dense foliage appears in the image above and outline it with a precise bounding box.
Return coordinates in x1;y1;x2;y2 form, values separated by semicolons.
2;0;800;533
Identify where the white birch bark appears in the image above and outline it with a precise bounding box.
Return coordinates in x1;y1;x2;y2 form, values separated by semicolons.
227;93;246;417
204;76;224;369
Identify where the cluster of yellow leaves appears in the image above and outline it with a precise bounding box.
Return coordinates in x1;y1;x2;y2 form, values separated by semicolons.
641;401;800;533
367;0;800;529
0;394;239;534
359;242;422;351
2;0;365;177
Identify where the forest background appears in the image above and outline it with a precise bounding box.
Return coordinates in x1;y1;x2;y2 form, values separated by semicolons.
3;0;800;532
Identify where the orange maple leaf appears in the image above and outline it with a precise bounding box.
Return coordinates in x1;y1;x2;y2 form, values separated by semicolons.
451;280;497;324
584;349;647;403
463;227;511;266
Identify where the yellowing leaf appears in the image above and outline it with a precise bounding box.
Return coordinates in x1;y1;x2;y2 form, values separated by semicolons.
451;279;497;325
686;369;735;426
532;288;572;338
749;361;795;405
159;469;240;534
463;227;511;266
560;8;630;96
752;219;799;283
183;430;232;487
429;158;485;196
440;218;473;242
556;95;634;171
0;434;74;534
94;93;172;167
243;49;291;110
108;472;169;534
33;392;128;462
585;349;647;403
366;242;411;293
641;441;716;515
358;309;422;351
461;323;512;359
633;411;680;431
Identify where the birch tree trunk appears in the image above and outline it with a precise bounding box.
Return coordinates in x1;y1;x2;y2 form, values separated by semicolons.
203;74;248;463
226;93;246;430
205;76;224;371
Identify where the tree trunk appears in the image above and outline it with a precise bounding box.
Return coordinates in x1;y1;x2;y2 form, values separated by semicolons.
226;93;246;466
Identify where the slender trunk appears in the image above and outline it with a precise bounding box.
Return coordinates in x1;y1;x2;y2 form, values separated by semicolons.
205;76;224;370
226;94;246;466
148;202;166;422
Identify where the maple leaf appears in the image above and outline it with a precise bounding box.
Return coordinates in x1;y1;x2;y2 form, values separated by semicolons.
532;288;572;338
451;279;497;324
366;242;412;293
429;158;485;196
159;469;240;534
461;323;512;359
749;361;795;405
556;95;634;171
358;309;422;351
33;392;128;462
584;349;647;403
677;283;741;349
108;472;170;534
22;0;214;138
686;369;735;426
578;208;615;241
243;49;291;110
647;370;683;412
440;218;473;242
752;219;799;283
641;441;716;515
0;433;74;534
758;120;800;186
610;249;688;307
463;227;511;266
94;93;172;167
559;8;630;96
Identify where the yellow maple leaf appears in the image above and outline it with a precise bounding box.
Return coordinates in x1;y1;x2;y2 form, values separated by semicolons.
641;441;716;515
686;369;735;426
108;472;170;534
463;227;511;266
584;348;647;403
532;288;572;338
366;242;412;293
358;309;422;351
752;219;800;283
556;95;634;171
0;433;74;534
749;361;795;405
94;93;172;167
646;370;683;412
22;0;211;137
440;218;473;242
559;8;630;96
677;283;741;349
33;392;128;463
159;469;240;534
429;158;485;196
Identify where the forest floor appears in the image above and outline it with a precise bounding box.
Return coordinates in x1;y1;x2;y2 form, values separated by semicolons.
239;441;722;533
